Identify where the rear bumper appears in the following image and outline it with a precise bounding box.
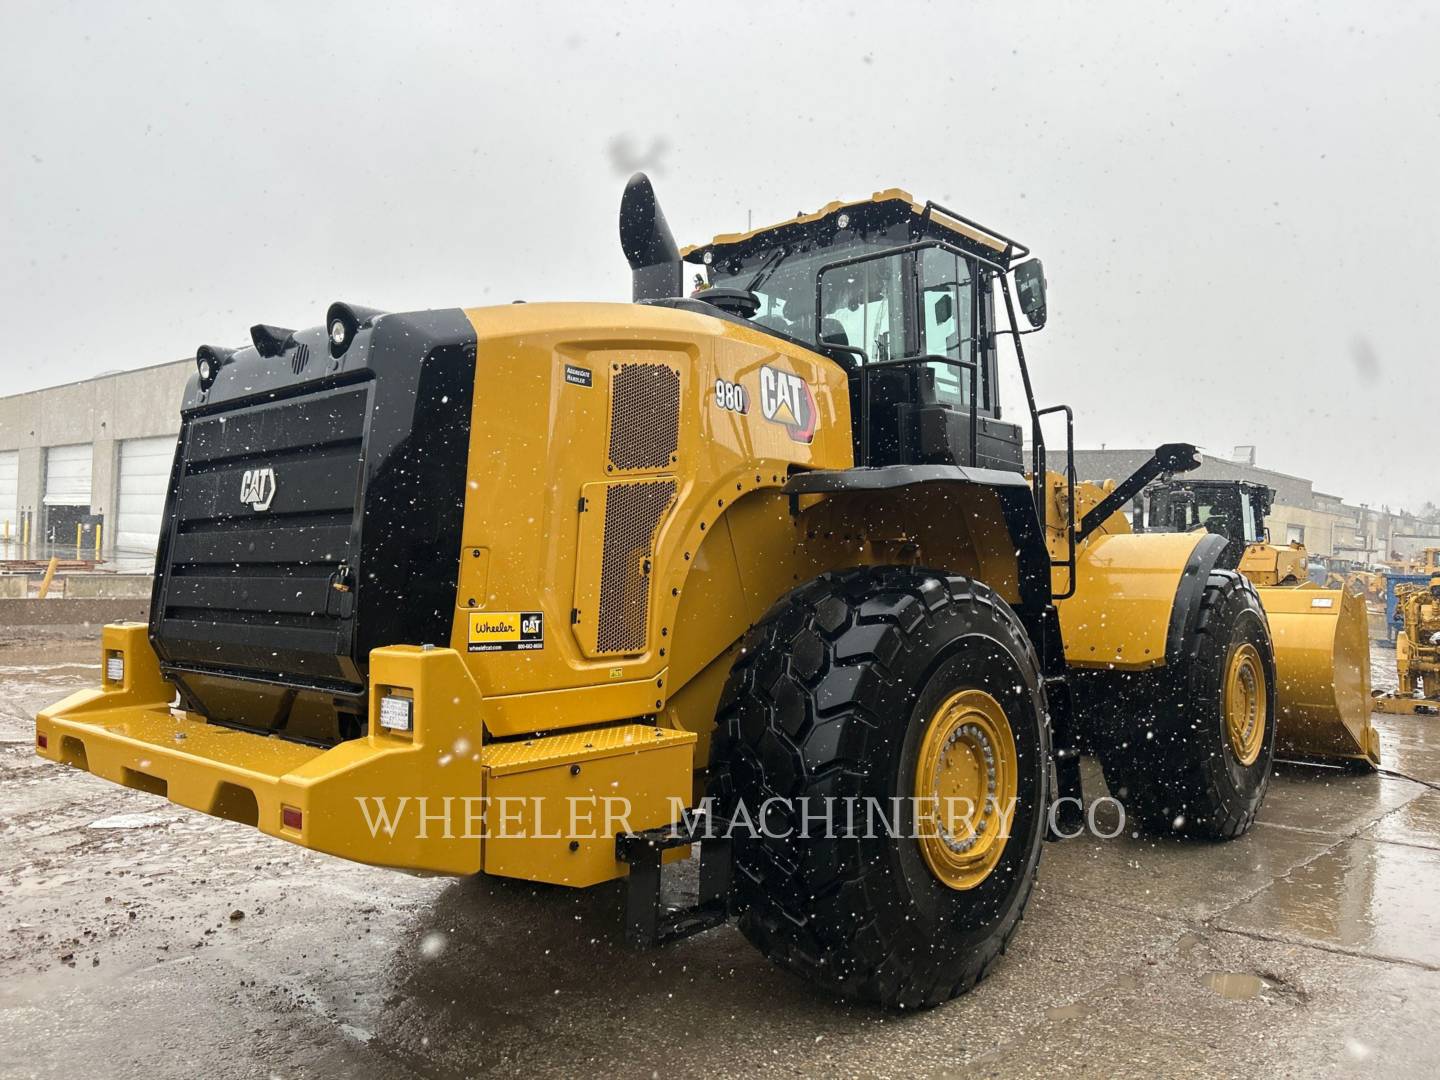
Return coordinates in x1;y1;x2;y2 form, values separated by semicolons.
36;624;697;883
36;624;486;875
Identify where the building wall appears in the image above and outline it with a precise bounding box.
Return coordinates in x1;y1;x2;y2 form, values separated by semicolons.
0;360;191;555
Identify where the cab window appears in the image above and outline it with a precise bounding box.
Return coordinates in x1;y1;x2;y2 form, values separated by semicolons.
817;252;906;362
1240;494;1259;543
917;247;977;407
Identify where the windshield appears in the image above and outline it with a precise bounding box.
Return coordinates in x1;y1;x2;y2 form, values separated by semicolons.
704;238;989;410
705;239;895;345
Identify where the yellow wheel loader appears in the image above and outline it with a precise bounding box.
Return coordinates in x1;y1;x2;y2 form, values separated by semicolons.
1134;478;1379;767
39;175;1279;1009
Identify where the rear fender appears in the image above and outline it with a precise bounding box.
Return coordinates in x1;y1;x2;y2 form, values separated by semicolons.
661;469;1047;757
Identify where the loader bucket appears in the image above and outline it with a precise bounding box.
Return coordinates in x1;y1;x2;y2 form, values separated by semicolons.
1256;584;1380;768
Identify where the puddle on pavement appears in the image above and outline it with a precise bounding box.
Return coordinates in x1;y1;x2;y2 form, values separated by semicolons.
1221;838;1440;968
1203;972;1267;1000
1045;1002;1090;1021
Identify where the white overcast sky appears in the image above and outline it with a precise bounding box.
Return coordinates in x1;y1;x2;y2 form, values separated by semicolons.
2;1;1437;510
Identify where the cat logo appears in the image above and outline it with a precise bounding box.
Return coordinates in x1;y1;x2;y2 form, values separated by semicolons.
239;467;277;512
758;365;817;443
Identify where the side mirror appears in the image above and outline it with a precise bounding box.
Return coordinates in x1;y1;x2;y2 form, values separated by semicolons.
932;293;954;324
1013;259;1047;329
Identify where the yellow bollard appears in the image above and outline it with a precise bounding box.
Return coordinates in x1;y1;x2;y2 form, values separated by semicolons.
95;521;103;561
22;514;30;554
38;556;59;599
75;522;83;561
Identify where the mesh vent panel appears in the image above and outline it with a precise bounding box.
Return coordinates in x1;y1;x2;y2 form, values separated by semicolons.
608;364;680;471
597;480;676;654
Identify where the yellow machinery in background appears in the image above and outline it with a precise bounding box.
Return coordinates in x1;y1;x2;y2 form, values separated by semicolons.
1393;547;1440;574
1136;478;1379;767
1375;572;1440;715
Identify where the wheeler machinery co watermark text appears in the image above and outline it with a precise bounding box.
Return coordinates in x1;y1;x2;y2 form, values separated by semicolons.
350;795;1125;841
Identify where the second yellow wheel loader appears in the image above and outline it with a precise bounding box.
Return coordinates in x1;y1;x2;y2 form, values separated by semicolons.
1133;478;1379;768
42;174;1281;1008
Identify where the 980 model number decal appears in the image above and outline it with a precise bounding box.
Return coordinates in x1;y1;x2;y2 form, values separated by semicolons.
714;378;749;414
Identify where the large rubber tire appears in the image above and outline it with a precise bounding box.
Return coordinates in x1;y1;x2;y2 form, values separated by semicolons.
707;566;1050;1010
1083;569;1277;839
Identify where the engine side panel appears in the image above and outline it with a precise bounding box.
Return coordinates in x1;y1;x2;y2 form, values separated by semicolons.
449;302;855;737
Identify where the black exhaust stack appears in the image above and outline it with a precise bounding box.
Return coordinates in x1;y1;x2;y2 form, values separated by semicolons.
619;172;682;302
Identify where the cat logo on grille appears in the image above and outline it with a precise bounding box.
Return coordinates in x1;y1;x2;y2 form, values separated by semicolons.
758;365;817;443
239;467;277;512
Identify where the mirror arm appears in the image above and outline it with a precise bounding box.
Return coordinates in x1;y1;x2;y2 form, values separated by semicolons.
998;272;1046;537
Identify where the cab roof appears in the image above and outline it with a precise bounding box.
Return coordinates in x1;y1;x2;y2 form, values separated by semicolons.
681;188;1024;268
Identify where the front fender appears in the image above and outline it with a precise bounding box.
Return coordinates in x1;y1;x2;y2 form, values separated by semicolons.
1056;531;1227;671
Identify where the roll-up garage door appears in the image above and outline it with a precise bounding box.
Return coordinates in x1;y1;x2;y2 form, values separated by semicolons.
0;451;18;536
43;444;92;506
116;435;178;554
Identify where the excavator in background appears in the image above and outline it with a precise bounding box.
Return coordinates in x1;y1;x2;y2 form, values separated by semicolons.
1135;478;1379;768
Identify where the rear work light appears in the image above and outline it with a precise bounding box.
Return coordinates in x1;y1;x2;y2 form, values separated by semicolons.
105;651;125;684
379;693;414;733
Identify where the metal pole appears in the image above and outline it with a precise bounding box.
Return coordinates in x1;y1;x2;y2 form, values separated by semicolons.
38;556;58;599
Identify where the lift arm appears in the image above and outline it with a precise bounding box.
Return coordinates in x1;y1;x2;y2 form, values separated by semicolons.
1077;443;1201;543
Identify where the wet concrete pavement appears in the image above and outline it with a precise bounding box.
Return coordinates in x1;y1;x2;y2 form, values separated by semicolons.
2;628;1438;1078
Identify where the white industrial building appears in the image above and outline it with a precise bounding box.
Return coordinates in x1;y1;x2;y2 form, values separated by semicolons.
0;360;191;566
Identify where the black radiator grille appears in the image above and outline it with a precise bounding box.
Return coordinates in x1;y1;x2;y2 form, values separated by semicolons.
154;382;370;686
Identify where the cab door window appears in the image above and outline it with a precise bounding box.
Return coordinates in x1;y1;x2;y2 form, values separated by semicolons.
917;247;978;407
818;253;906;362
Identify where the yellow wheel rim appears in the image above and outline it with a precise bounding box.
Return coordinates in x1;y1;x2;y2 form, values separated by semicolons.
1224;642;1266;766
913;689;1019;891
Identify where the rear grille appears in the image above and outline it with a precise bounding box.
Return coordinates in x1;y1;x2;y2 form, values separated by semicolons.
291;342;311;375
607;363;680;471
596;479;676;654
155;382;369;686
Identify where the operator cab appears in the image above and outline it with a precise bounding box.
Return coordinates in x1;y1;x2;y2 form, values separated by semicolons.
679;190;1045;472
1138;480;1274;568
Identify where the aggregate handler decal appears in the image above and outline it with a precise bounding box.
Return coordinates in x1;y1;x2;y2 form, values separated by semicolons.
468;611;544;653
758;365;817;443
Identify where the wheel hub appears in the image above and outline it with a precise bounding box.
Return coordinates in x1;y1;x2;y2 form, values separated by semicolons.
1224;642;1266;766
914;689;1018;890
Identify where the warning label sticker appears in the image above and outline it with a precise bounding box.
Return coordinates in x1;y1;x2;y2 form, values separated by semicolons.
468;611;545;652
